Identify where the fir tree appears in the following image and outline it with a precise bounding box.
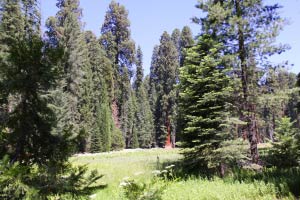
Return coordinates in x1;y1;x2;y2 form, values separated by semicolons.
92;80;113;152
134;47;154;148
134;46;144;91
194;0;287;163
180;26;194;66
149;45;159;115
120;67;135;148
46;0;92;152
152;32;179;147
0;1;22;154
0;0;64;165
268;117;299;168
171;28;181;56
179;34;232;172
84;31;113;152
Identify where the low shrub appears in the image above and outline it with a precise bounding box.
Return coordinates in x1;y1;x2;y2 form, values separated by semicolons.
0;155;104;199
120;165;176;200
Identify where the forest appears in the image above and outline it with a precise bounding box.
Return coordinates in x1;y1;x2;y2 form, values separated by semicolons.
0;0;299;199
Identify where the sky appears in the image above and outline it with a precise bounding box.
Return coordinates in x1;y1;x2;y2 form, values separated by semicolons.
41;0;300;75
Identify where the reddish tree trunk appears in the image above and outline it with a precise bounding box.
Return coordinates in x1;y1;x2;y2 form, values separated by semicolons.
165;118;172;149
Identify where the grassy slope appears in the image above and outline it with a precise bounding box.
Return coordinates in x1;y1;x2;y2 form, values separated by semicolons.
71;149;291;200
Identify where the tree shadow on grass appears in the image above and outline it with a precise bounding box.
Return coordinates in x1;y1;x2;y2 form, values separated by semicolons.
229;167;300;198
158;157;216;180
159;157;300;198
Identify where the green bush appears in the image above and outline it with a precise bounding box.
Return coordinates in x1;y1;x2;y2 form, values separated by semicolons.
120;165;177;200
0;156;38;200
120;178;165;200
0;155;104;199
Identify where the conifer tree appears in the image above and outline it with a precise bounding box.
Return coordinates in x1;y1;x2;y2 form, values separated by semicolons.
170;26;194;67
134;47;154;148
179;35;232;172
0;0;25;144
91;80;113;152
0;0;64;165
120;67;135;148
134;46;144;91
151;32;179;147
180;26;194;66
100;1;136;138
268;117;299;167
47;0;81;131
46;0;92;152
84;31;113;152
171;28;181;55
149;45;159;115
194;0;287;163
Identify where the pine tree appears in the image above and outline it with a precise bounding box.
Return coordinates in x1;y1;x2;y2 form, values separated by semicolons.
149;45;159;115
134;46;144;91
0;0;64;165
171;28;181;55
180;26;194;66
194;0;287;163
100;1;136;139
134;47;154;148
0;1;25;154
170;27;194;67
84;31;113;152
120;67;135;148
84;31;113;100
268;117;299;168
152;32;179;147
179;34;232;172
0;1;105;197
91;80;113;152
46;0;92;152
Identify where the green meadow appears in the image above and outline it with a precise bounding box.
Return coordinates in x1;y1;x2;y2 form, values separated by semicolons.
71;149;297;200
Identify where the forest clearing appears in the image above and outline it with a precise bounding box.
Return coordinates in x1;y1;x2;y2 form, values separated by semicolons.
0;0;299;199
72;148;299;200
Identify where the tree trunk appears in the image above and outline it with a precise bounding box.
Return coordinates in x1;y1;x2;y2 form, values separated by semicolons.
235;0;259;163
165;117;172;148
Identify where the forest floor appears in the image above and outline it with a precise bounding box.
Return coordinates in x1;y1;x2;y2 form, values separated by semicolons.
71;148;296;200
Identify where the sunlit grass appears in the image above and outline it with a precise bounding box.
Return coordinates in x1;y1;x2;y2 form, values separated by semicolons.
71;148;295;200
71;148;181;199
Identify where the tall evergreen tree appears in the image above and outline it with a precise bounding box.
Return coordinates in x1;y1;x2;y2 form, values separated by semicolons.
149;45;159;115
134;46;144;91
151;32;179;147
84;31;113;152
180;26;194;66
92;80;113;152
171;28;181;55
46;0;92;152
100;1;136;137
0;0;64;165
134;46;154;148
179;35;232;172
194;0;287;163
0;0;25;145
120;67;135;148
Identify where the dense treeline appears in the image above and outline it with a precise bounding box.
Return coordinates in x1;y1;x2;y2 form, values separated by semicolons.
0;0;299;198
